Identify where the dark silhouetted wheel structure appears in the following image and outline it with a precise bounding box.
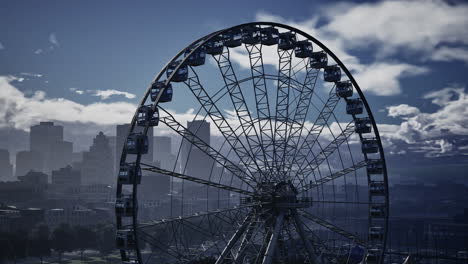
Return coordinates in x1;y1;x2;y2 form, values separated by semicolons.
116;22;389;264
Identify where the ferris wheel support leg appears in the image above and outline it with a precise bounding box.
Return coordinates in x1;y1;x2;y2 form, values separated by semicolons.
262;212;285;264
292;210;317;264
215;213;254;264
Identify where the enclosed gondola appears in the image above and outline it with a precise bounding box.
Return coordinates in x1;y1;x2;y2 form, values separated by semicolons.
116;229;136;250
362;138;379;154
278;32;296;50
367;159;384;174
260;27;279;46
224;29;243;48
324;65;341;82
126;133;149;155
167;60;188;82
118;163;142;184
346;98;364;115
150;81;173;103
115;195;137;217
310;51;328;68
355;117;372;134
369;226;384;240
204;36;224;55
242;25;261;45
336;81;353;98
137;105;159;127
370;204;386;218
184;46;206;66
295;40;313;58
370;181;386;196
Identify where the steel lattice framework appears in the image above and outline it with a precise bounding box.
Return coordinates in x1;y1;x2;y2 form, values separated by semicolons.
116;22;390;264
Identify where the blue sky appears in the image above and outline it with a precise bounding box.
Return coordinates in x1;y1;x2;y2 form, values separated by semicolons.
1;0;468;159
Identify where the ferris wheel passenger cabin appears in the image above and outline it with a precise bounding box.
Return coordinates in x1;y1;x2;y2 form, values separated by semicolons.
167;60;188;82
118;163;142;184
184;46;206;66
310;51;328;68
137;105;159;127
355;117;372;134
336;81;353;98
125;133;149;155
324;65;341;82
362;138;379;154
278;32;296;50
115;195;137;217
367;159;384;174
224;29;243;48
116;229;136;250
346;98;364;115
242;25;262;45
150;81;173;103
205;35;224;55
295;40;313;58
260;27;279;46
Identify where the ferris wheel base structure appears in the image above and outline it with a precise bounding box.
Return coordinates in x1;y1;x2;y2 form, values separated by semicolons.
115;22;390;264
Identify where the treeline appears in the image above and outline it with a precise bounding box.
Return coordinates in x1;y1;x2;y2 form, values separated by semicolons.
0;223;115;264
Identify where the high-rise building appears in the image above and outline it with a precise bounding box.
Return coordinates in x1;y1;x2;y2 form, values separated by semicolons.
181;120;214;180
81;132;114;185
154;136;175;170
0;149;13;181
16;150;44;177
116;124;153;170
30;122;72;173
51;165;81;188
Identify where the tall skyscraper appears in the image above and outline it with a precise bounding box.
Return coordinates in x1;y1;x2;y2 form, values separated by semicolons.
30;122;72;173
0;149;13;181
181;120;214;180
116;124;153;169
154;136;175;170
16;150;44;178
81;132;114;185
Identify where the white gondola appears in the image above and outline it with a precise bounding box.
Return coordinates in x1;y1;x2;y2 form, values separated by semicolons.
355;117;372;134
115;195;137;217
260;27;279;46
295;40;313;58
137;105;159;127
242;25;261;45
370;204;386;218
205;35;224;55
184;46;206;66
118;163;142;184
310;51;328;68
150;81;172;103
367;159;384;174
126;133;149;155
167;60;188;82
336;81;353;98
278;32;296;50
224;29;242;48
346;98;363;115
362;138;379;154
116;229;136;250
324;65;341;82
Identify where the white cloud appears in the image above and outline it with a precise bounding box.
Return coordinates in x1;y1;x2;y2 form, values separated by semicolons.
92;89;136;100
69;87;84;95
387;104;420;118
34;48;43;55
385;84;468;143
20;72;43;78
49;33;59;47
322;0;468;60
0;76;136;131
0;42;4;50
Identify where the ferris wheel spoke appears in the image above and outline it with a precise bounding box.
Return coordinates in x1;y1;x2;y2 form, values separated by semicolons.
286;85;340;179
158;107;256;188
272;48;294;177
245;44;275;175
282;63;320;174
298;209;367;247
291;210;320;264
298;160;369;193
293;121;355;189
140;163;253;196
212;47;269;176
184;67;264;183
262;212;285;264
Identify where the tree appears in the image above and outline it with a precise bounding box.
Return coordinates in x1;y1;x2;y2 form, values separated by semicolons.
73;225;97;261
51;223;75;263
29;225;51;264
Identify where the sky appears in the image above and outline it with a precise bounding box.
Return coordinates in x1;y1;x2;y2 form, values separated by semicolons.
1;0;468;164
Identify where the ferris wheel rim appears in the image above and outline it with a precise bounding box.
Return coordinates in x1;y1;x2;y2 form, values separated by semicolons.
116;21;390;264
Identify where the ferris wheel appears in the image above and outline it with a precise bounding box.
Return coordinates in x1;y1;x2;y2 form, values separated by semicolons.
115;22;389;264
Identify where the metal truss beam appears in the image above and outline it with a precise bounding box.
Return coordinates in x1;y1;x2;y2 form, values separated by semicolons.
213;48;268;174
262;212;285;264
158;107;256;188
140;163;254;196
299;209;367;247
184;67;263;182
292;210;317;264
